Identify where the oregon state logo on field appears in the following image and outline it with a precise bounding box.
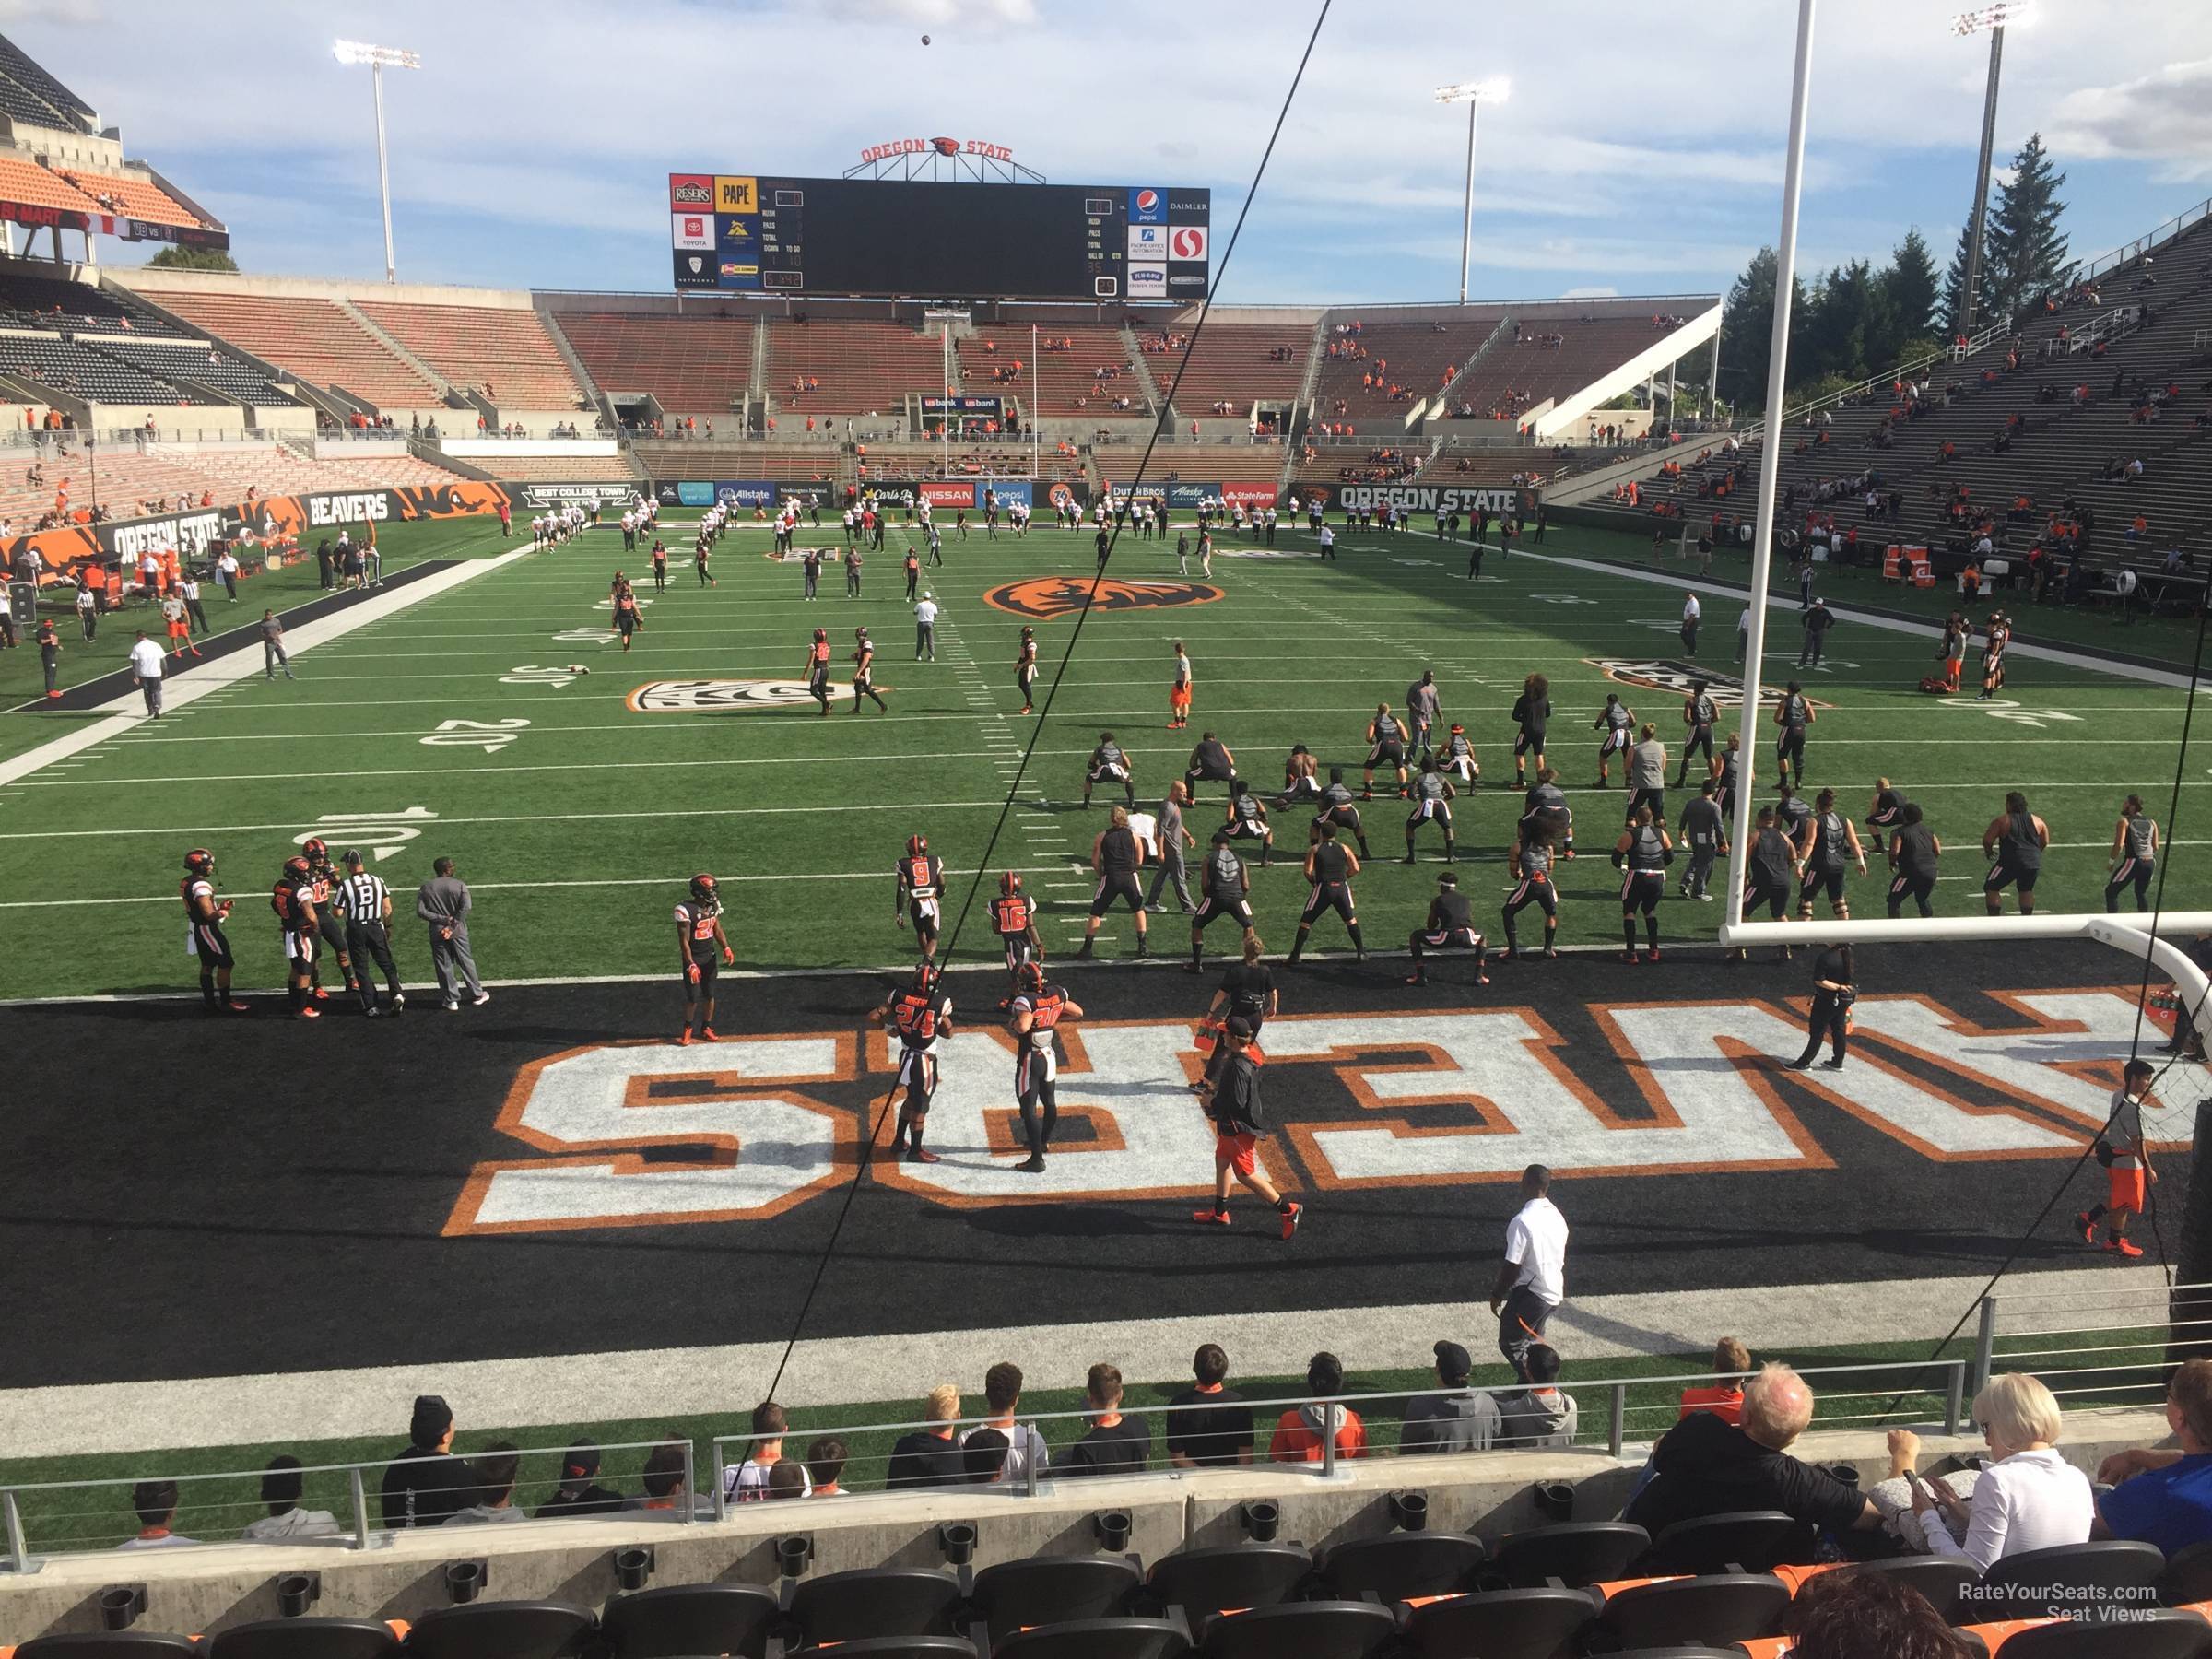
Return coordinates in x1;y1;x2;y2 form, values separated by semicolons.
628;679;849;712
984;577;1223;619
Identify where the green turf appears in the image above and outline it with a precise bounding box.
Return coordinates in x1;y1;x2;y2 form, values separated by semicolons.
0;511;2205;1001
2;1328;2086;1554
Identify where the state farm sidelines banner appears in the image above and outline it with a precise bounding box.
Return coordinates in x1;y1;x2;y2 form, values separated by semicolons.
3;480;514;583
1306;482;1536;517
1219;482;1277;510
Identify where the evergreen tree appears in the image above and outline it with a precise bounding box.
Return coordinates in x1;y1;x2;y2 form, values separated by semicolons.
1885;228;1941;341
1940;223;1973;336
1983;132;2069;324
145;245;238;273
1718;246;1808;412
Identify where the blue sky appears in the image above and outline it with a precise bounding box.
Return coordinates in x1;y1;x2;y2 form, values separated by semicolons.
10;0;2210;305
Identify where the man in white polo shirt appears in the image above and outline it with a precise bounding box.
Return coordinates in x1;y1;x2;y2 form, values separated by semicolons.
127;629;167;718
1489;1162;1568;1383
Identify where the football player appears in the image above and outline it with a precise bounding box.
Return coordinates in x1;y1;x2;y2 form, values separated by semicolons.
1500;811;1563;961
1613;804;1674;965
849;627;888;713
1980;610;2010;700
272;854;322;1018
1009;960;1083;1173
1288;819;1363;965
1433;723;1479;787
1083;731;1136;810
1188;826;1259;972
1016;628;1039;714
675;873;735;1045
803;627;832;716
181;848;248;1014
895;832;946;960
300;838;357;998
1223;780;1274;865
990;871;1041;1005
877;960;953;1164
613;584;642;653
1406;870;1488;987
1310;766;1372;858
1594;693;1635;787
1362;702;1409;799
1677;680;1719;787
1404;757;1457;864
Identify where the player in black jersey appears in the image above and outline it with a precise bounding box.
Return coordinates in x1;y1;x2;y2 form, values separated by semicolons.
1865;777;1909;840
1518;768;1575;860
1886;802;1943;918
1362;703;1410;798
1793;788;1867;922
1773;781;1813;846
1078;806;1149;958
1501;811;1563;960
1716;733;1743;824
876;960;953;1164
1404;758;1457;864
1084;731;1137;809
1677;680;1719;787
1510;674;1550;788
990;872;1041;1004
272;855;322;1019
1288;820;1364;964
1406;870;1487;986
1677;777;1728;901
1434;722;1479;787
1727;806;1798;961
1196;935;1276;1090
895;832;947;960
1016;628;1038;714
849;628;888;713
803;627;832;716
674;873;735;1045
1982;789;2050;915
1613;804;1673;964
1188;827;1259;971
2107;794;2160;913
1310;766;1372;857
300;838;357;999
1773;680;1814;788
181;849;248;1014
1594;693;1635;787
1009;962;1081;1171
1222;781;1275;865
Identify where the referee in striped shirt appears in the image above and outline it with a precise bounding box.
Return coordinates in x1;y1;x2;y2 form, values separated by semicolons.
335;850;406;1017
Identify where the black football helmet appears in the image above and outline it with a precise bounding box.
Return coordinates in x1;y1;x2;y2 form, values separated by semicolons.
688;873;720;912
906;833;928;857
301;836;332;869
999;871;1022;897
1017;960;1045;994
282;855;312;880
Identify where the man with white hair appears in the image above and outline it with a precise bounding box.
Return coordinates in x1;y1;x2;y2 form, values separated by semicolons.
1625;1362;1880;1537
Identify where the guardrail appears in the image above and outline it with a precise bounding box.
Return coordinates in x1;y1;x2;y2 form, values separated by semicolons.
2062;196;2212;289
1975;1275;2204;1418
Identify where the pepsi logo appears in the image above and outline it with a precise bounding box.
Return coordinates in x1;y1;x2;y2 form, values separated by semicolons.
1136;189;1159;212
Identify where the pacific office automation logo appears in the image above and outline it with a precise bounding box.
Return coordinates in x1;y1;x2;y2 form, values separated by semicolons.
983;577;1223;619
627;679;849;712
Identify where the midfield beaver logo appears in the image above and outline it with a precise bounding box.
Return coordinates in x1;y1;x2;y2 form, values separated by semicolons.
984;577;1223;618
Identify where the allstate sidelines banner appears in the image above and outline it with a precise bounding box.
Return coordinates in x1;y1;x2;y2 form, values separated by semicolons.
715;480;777;510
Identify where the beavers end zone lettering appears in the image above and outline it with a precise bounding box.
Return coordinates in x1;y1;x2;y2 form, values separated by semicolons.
444;992;2182;1234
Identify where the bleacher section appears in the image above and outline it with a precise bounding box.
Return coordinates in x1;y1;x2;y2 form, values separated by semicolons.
0;334;215;405
96;338;296;406
55;168;216;238
854;442;1084;484
629;441;841;483
554;312;754;416
471;452;637;482
358;300;586;409
0;444;463;526
1439;312;1688;427
1609;220;2212;577
130;288;441;407
0;273;300;412
1311;313;1501;421
0;154;100;223
958;324;1146;417
768;317;944;416
1149;322;1308;414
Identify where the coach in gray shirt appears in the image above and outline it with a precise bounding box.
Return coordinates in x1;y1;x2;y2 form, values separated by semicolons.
1146;782;1196;913
1628;725;1669;824
416;857;488;1012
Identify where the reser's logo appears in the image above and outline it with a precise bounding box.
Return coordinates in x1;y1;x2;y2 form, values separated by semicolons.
984;577;1223;619
628;679;849;713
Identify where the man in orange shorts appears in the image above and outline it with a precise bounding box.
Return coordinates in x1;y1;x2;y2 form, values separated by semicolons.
1169;640;1193;729
159;589;201;659
1193;1017;1301;1238
2078;1057;2157;1257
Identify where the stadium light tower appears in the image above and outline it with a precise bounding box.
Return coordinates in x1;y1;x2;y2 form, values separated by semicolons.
333;39;421;284
1434;77;1509;306
1950;3;2032;336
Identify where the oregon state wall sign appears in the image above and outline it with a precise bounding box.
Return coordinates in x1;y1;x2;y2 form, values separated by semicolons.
984;577;1223;619
628;678;850;712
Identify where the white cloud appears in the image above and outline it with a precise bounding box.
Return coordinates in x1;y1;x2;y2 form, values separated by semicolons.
1563;286;1621;299
2049;60;2212;182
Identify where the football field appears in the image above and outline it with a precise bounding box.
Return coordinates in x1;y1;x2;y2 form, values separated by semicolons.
0;511;2205;1004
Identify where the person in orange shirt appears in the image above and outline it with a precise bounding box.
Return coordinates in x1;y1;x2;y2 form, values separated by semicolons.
1679;1336;1751;1425
1268;1352;1366;1464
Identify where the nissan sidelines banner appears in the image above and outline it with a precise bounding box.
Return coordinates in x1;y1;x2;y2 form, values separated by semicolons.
1306;483;1536;517
921;480;977;511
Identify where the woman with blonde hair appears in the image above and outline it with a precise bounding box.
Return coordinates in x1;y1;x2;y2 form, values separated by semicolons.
1887;1372;2092;1567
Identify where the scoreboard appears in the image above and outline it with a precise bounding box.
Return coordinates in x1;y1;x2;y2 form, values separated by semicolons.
667;174;1211;301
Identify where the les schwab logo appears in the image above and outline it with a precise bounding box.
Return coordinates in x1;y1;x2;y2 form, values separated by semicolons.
984;577;1223;619
441;992;2171;1234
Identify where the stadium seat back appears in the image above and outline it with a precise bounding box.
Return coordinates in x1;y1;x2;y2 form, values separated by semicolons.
971;1557;1142;1644
598;1583;781;1658
1858;1555;1983;1624
1643;1511;1814;1574
788;1567;964;1642
17;1637;201;1658
1400;1586;1597;1659
399;1601;595;1659
991;1618;1188;1659
798;1641;982;1659
1315;1533;1487;1601
201;1617;402;1659
2161;1539;2212;1607
1197;1600;1394;1659
1980;1540;2166;1618
1143;1544;1312;1618
1997;1609;2212;1659
1594;1573;1791;1648
1492;1522;1652;1588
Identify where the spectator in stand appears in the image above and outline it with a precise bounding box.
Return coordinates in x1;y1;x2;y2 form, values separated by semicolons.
962;1361;1050;1485
723;1402;809;1501
1166;1342;1255;1468
1494;1345;1579;1448
961;1430;1009;1486
1780;1567;1976;1659
536;1441;625;1517
1270;1352;1367;1464
241;1455;341;1541
805;1437;851;1497
1401;1339;1500;1454
2096;1357;2212;1553
1626;1363;1880;1536
767;1461;809;1499
380;1394;475;1529
887;1384;969;1489
1061;1363;1151;1477
441;1443;525;1524
1679;1337;1751;1425
116;1479;197;1549
629;1441;705;1515
1886;1373;2091;1568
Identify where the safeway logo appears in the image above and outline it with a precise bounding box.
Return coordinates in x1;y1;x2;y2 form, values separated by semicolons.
1170;226;1208;261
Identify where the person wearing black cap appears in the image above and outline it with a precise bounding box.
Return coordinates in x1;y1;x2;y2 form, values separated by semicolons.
1401;1340;1500;1454
1194;1018;1302;1238
536;1441;626;1518
379;1394;475;1528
